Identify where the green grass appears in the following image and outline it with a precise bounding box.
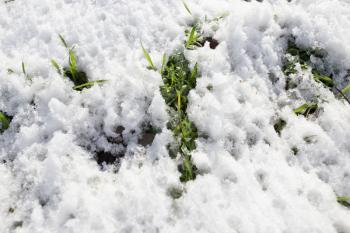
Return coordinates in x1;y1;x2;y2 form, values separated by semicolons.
160;51;199;182
141;40;199;183
0;112;11;133
312;70;333;88
185;26;198;49
72;80;107;90
183;1;192;16
21;62;32;81
52;34;107;90
282;37;350;105
141;42;156;71
293;102;318;117
282;37;339;115
283;39;331;87
337;196;350;207
141;11;216;183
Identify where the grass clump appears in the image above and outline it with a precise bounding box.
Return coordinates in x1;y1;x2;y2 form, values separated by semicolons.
52;34;107;91
283;39;333;89
0;112;11;133
141;47;199;182
282;38;339;116
160;51;199;182
183;11;225;50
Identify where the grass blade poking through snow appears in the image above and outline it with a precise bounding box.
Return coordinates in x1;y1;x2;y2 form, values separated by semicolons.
21;62;32;81
160;53;167;75
141;42;156;71
73;80;108;90
183;1;192;15
52;34;107;91
185;26;197;49
51;59;62;75
340;83;350;95
59;34;68;48
293;102;318;117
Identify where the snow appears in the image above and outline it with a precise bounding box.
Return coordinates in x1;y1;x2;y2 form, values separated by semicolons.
1;0;350;232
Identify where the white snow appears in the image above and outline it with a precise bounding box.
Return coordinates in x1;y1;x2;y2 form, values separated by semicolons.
1;0;350;232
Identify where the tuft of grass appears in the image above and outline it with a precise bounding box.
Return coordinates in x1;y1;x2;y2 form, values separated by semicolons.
52;34;107;91
0;112;11;133
282;37;342;115
160;51;199;182
62;48;89;87
282;59;298;76
283;38;330;86
141;42;156;71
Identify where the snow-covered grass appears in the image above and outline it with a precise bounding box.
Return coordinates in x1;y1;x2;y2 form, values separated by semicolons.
1;0;350;232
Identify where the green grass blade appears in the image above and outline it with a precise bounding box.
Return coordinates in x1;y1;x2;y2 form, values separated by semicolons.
340;82;350;95
337;196;350;202
185;27;196;49
68;49;76;70
21;62;26;75
7;68;14;74
73;79;107;90
160;53;167;74
293;103;308;114
183;1;192;15
21;62;32;81
176;90;181;112
313;72;333;87
68;49;77;79
141;42;156;71
58;34;68;48
51;59;62;75
190;63;198;83
182;155;193;181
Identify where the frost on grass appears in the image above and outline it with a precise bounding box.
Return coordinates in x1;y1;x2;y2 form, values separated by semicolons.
1;0;350;233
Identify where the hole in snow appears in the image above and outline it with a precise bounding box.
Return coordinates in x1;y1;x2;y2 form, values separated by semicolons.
255;170;268;191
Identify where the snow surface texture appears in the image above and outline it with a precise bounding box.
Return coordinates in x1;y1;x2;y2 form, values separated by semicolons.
1;0;350;232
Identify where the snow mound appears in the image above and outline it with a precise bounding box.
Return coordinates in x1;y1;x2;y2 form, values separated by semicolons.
1;0;350;232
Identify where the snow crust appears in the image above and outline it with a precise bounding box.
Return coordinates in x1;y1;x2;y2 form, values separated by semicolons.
1;0;350;232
